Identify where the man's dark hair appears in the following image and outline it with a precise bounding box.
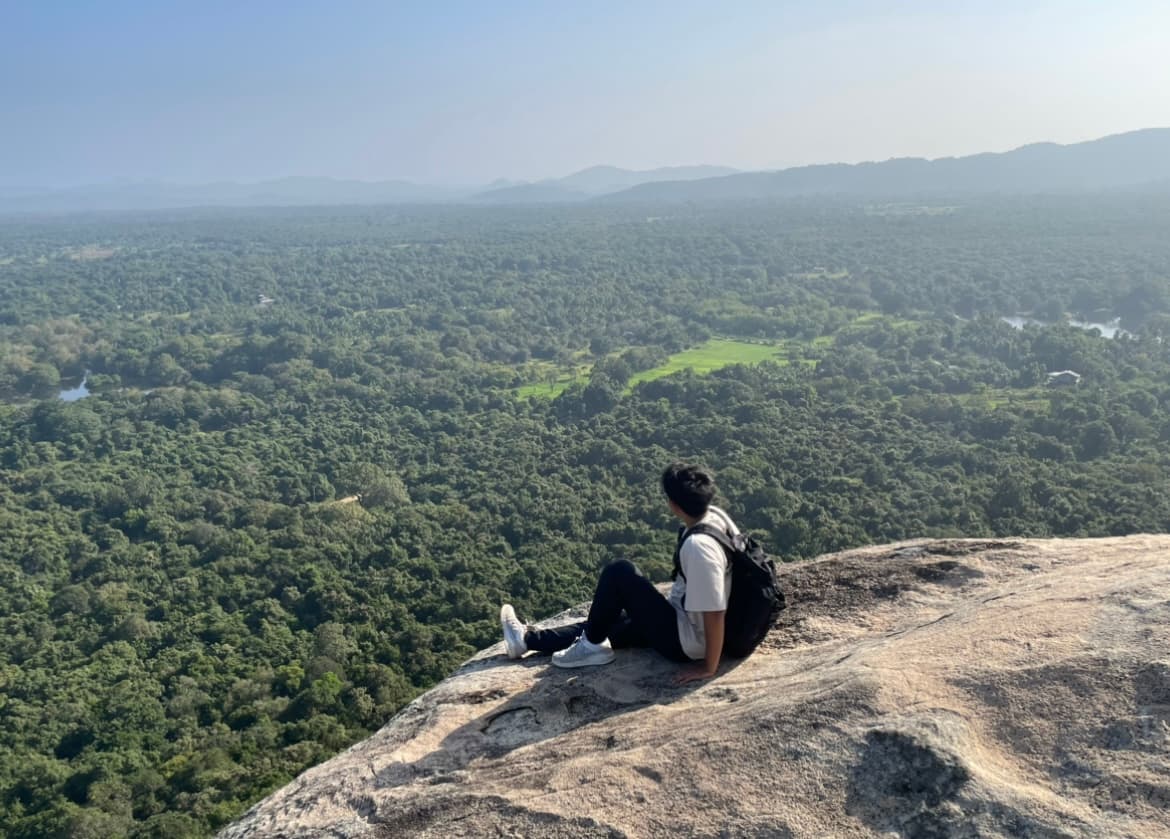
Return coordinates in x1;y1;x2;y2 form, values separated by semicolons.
661;462;716;518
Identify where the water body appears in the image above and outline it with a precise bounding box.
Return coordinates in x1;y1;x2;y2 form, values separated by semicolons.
1001;316;1129;339
1069;319;1128;339
59;371;90;402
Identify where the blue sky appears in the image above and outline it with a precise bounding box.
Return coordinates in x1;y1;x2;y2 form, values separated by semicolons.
3;0;1168;187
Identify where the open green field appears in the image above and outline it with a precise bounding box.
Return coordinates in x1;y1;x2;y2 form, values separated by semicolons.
799;268;850;280
628;339;787;386
864;203;959;216
957;386;1050;412
514;360;592;399
515;373;582;399
514;339;790;399
849;311;917;328
512;313;990;400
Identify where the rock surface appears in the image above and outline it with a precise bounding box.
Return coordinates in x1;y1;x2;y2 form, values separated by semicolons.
220;536;1170;838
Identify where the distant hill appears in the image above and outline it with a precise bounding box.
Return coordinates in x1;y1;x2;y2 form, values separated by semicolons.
0;176;463;213
471;164;739;203
1;166;741;212
471;182;590;204
601;128;1170;202
10;129;1167;213
558;164;739;193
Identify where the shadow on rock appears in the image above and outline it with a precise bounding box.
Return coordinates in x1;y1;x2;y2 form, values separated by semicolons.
375;647;745;791
845;728;972;839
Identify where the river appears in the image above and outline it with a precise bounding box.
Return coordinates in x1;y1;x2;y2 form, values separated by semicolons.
1001;316;1128;339
58;371;90;402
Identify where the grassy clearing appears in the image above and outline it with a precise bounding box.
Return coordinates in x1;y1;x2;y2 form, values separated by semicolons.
864;204;959;216
959;387;1050;412
515;376;577;399
514;339;791;399
514;362;591;399
355;306;408;315
65;245;118;261
798;268;850;280
848;312;917;329
511;312;949;400
510;310;1054;413
628;339;787;386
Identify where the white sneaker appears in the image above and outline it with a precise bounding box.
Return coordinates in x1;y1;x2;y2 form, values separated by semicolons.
500;604;528;659
552;636;614;669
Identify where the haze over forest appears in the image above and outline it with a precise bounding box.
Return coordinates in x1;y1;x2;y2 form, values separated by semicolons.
3;129;1169;212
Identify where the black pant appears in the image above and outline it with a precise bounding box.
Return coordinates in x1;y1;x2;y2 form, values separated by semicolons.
524;559;689;663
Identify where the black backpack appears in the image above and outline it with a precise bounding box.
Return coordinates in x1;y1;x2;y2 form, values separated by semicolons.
672;523;785;658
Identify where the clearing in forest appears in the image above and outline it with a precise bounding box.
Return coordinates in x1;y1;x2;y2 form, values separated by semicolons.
65;245;119;261
514;360;592;399
627;338;787;386
515;337;809;400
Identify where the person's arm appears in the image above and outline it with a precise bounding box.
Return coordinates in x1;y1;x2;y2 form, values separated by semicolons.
674;609;725;684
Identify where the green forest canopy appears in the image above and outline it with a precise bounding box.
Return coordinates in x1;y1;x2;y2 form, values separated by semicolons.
2;195;1169;837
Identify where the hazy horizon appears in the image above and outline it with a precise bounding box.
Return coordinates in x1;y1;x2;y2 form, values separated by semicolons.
4;0;1169;189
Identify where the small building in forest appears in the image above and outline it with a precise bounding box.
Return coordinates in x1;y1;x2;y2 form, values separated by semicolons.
1046;370;1082;387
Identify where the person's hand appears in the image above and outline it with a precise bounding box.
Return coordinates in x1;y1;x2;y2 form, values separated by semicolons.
674;664;717;685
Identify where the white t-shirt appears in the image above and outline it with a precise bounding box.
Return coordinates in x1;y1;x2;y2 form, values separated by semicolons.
668;505;739;660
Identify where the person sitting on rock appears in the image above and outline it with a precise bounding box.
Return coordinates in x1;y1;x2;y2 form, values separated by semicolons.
500;461;738;685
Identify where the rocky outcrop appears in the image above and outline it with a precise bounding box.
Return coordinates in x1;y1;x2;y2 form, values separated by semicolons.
220;536;1170;838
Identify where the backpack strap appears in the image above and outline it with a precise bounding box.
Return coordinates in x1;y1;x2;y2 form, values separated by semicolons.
687;522;736;553
671;522;734;582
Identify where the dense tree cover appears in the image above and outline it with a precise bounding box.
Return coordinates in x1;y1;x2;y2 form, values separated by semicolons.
1;197;1169;837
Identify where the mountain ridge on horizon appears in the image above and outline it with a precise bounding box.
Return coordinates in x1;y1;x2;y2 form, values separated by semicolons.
3;127;1168;213
0;164;743;213
470;163;741;204
600;127;1170;203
